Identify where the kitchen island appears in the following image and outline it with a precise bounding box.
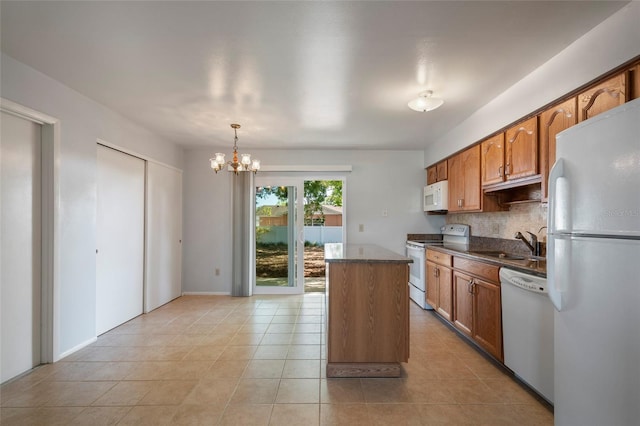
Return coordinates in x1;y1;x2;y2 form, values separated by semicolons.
324;243;412;378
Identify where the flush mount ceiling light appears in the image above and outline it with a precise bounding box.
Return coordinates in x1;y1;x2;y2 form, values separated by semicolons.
210;123;261;175
408;90;444;112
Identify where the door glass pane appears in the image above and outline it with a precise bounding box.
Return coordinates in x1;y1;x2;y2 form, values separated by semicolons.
302;180;344;293
255;185;297;288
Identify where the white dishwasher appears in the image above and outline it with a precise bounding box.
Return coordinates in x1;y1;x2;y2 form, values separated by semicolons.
500;268;554;404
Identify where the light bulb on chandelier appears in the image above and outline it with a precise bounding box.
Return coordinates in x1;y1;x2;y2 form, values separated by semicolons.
209;124;260;175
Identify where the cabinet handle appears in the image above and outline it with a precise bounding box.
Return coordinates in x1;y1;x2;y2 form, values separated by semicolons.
435;267;440;278
467;278;474;294
498;165;503;177
505;163;511;176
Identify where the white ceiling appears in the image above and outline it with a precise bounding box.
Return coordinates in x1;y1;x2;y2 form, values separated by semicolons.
0;1;629;150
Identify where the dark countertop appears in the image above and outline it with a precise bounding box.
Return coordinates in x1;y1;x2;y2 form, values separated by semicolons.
426;244;547;278
324;243;413;264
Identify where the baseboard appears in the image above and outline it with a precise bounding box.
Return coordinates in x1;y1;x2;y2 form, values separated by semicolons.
55;336;97;362
181;291;231;296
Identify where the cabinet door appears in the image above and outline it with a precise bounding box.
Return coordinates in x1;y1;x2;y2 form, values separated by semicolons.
472;278;503;361
539;98;577;201
436;160;448;182
633;65;640;100
449;146;481;212
427;166;437;185
447;154;464;212
578;73;627;122
436;266;453;322
505;116;538;180
425;261;438;309
481;134;505;186
461;145;481;211
453;271;473;337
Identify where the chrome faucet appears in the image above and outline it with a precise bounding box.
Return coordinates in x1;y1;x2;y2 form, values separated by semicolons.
514;231;539;256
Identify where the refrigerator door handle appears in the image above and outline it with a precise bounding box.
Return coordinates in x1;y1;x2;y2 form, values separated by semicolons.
548;158;571;233
548;158;569;311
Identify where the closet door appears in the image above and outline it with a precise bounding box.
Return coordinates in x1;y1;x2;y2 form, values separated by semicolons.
145;162;182;311
1;111;42;382
96;145;145;335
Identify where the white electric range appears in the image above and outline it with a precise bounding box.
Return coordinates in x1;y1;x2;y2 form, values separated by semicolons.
405;224;470;309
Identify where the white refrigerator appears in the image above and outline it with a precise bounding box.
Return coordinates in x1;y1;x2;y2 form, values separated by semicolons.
548;97;640;426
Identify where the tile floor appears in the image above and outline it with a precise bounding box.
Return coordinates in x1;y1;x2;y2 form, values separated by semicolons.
1;294;553;425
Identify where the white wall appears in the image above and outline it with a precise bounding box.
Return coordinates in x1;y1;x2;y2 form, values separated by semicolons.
183;148;443;293
425;2;640;165
1;53;183;359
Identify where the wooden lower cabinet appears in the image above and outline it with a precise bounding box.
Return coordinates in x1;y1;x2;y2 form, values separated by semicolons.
453;271;473;337
436;266;453;321
449;258;503;362
425;261;438;310
472;278;503;360
426;260;453;322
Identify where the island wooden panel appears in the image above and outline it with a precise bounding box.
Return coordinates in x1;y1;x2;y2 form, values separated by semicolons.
326;262;409;376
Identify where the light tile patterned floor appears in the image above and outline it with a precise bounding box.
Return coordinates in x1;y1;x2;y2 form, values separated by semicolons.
0;294;553;425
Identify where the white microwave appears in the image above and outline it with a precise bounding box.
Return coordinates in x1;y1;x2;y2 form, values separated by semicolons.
424;181;448;212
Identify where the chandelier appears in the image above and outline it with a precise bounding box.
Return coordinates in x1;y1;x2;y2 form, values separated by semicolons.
210;124;261;175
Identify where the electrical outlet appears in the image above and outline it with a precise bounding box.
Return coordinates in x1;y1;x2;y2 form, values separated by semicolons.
359;224;364;232
382;209;388;217
491;224;500;235
215;268;220;276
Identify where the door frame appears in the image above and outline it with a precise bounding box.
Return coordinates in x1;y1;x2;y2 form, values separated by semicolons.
252;173;348;295
1;98;59;364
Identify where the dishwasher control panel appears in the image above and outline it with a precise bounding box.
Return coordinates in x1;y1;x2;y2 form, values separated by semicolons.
499;268;547;293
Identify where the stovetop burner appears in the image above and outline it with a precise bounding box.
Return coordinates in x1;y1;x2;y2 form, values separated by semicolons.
407;224;470;248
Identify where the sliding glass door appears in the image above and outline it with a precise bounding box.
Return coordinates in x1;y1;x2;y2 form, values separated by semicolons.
254;177;305;294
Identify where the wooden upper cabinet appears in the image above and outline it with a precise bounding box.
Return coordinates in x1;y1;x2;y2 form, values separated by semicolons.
633;65;640;100
481;133;505;186
578;73;627;122
505;116;538;180
448;145;481;212
539;97;577;201
427;166;437;185
436;161;447;182
426;160;448;184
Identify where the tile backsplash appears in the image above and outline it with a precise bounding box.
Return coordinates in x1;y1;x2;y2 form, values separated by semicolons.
446;202;548;242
